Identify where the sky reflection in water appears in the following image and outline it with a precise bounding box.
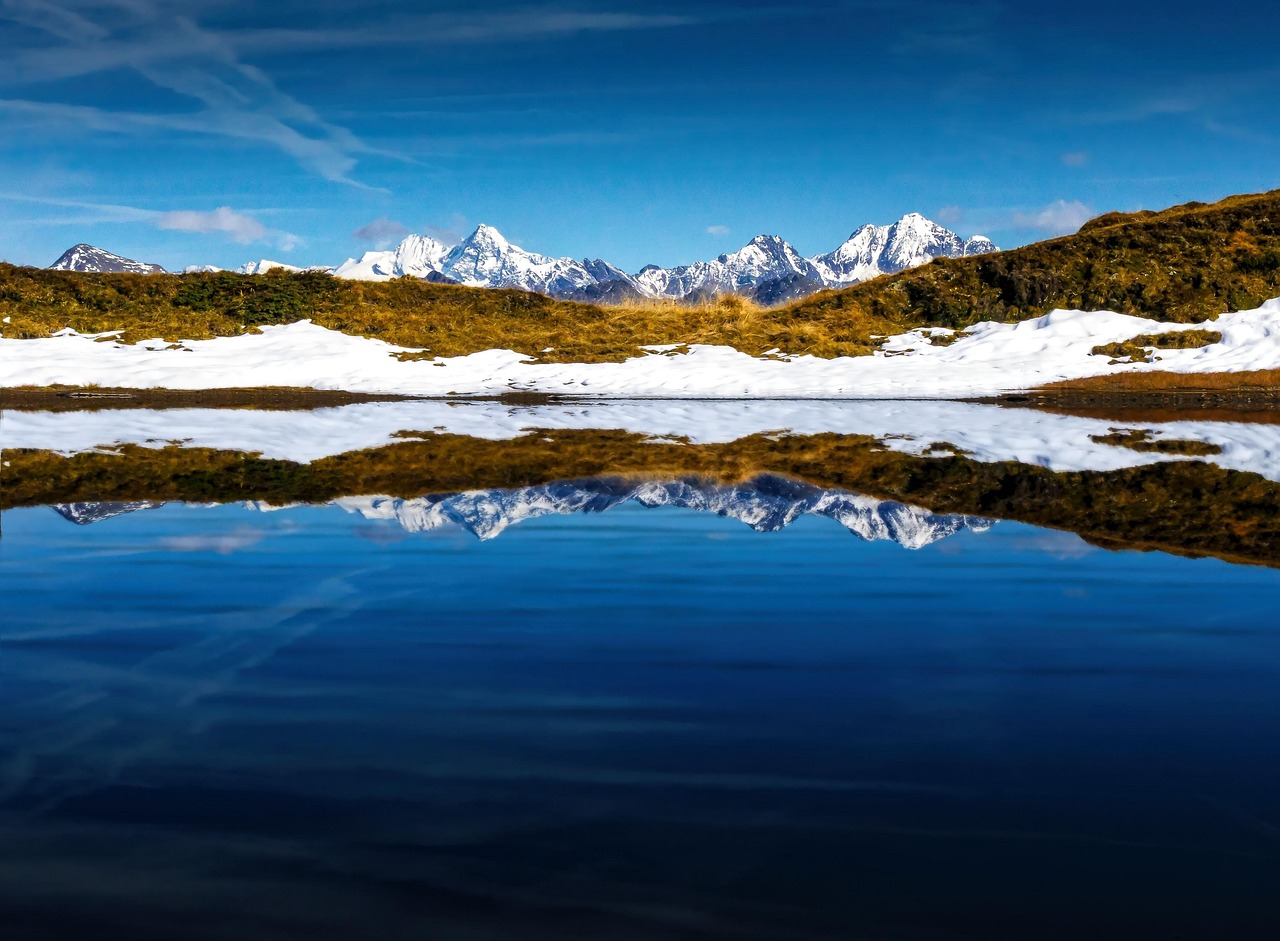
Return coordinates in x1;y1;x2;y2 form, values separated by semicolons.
1;495;1279;939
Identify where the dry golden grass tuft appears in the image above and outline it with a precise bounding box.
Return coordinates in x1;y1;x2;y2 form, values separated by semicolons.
1090;329;1222;362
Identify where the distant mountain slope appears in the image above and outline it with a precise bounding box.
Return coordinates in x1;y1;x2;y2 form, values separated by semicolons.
633;234;826;300
811;214;996;285
787;190;1280;328
53;501;163;525
50;244;165;274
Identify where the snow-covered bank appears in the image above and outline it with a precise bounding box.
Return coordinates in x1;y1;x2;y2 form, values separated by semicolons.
4;301;1280;398
4;398;1278;481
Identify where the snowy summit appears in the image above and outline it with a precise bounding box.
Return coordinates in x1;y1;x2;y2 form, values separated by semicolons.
326;214;996;302
50;244;166;275
49;213;994;303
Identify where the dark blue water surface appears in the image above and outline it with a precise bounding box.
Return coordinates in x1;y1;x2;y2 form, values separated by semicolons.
2;502;1279;940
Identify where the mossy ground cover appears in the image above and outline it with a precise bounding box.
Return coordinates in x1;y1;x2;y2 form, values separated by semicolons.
5;430;1279;568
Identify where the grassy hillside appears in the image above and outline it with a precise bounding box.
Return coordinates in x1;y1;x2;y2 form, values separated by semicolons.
3;189;1279;362
789;189;1280;328
0;265;897;362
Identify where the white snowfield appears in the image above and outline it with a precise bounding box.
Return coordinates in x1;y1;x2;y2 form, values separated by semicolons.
3;300;1280;399
4;398;1278;482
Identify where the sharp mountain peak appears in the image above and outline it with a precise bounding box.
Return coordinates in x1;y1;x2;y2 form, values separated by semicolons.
54;212;996;305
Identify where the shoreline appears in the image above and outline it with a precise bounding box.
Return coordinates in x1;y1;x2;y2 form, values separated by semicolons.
2;386;626;411
2;383;1279;421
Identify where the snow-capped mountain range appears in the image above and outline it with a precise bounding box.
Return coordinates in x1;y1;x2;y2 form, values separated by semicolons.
48;213;996;304
319;214;995;303
51;475;994;549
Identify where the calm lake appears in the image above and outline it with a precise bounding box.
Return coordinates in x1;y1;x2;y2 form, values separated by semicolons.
2;398;1279;939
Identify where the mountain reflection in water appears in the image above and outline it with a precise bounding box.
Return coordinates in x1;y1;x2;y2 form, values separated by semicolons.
52;475;994;548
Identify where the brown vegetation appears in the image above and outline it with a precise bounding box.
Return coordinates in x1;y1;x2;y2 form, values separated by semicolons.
1090;329;1222;363
1089;429;1223;457
1036;369;1280;393
0;386;415;412
0;266;898;363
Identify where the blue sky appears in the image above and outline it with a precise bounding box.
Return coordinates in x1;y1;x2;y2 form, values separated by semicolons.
1;0;1278;272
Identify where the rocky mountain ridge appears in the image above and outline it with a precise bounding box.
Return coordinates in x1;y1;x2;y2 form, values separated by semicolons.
51;213;995;304
323;213;996;303
49;244;166;275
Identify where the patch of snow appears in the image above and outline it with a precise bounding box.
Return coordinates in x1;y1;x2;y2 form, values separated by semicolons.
4;300;1280;400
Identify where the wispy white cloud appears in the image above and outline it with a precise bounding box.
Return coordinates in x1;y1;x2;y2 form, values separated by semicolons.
1070;69;1280;128
1079;94;1206;125
155;206;283;246
424;212;469;245
889;2;1002;60
0;2;742;187
1061;151;1089;167
1003;531;1095;560
1011;199;1094;236
706;224;731;237
933;205;964;226
352;216;410;248
226;10;712;55
159;527;266;555
0;0;398;186
0;192;300;249
4;96;392;187
1;0;109;42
